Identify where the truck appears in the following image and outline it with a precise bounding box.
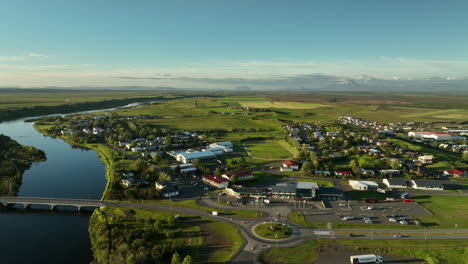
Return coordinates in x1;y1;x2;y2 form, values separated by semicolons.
401;193;410;199
350;254;383;263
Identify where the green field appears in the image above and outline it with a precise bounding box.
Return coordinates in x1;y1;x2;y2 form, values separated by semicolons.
259;240;324;264
412;196;468;228
287;212;327;228
244;140;292;160
203;220;243;263
260;239;468;264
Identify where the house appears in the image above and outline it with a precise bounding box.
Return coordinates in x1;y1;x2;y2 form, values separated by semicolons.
160;187;179;198
349;180;379;190
92;127;105;135
271;183;297;199
155;180;173;190
383;178;408;189
224;186;267;199
335;171;353;177
121;177;147;187
222;170;253;182
131;147;144;153
202;175;229;189
361;168;375;177
379;169;400;177
314;170;331;176
444;169;467;178
116;170;135;177
411;180;444;191
281;160;299;171
418;155;434;164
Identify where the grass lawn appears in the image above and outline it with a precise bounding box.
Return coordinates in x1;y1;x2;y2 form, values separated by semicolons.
244;140;292;160
287;212;327;228
203;220;243;264
259;240;324;264
245;171;285;186
411;195;468;228
254;223;292;239
347;190;387;201
261;239;468;264
126;199;265;219
338;239;468;264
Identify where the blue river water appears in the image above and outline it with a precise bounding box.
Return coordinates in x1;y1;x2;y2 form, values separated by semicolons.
0;104;141;264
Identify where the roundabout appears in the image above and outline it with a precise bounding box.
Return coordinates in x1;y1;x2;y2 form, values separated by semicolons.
253;222;293;240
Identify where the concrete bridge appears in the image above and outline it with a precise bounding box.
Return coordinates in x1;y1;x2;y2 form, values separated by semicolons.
0;197;104;212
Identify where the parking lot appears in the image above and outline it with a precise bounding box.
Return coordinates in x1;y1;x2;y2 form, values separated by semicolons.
303;200;431;226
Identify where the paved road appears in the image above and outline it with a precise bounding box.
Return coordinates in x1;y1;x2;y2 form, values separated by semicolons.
108;200;468;264
7;197;467;263
0;197;102;207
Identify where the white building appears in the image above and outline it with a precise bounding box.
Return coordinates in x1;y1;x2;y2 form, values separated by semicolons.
418;155;433;164
411;180;444;191
383;178;408;189
349;180;379;190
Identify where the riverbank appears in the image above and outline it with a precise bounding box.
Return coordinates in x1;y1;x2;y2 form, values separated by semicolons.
33;122;121;201
0;95;166;124
0;134;47;196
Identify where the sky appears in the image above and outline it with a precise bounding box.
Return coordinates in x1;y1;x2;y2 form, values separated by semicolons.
1;0;468;89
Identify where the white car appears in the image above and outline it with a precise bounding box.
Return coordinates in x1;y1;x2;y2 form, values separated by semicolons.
388;218;398;222
365;219;373;224
367;206;374;210
393;234;403;238
399;220;408;225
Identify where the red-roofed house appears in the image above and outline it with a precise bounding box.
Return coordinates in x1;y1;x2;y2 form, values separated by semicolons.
281;160;299;171
444;169;467;178
335;171;353;177
222;170;253;182
202;175;229;189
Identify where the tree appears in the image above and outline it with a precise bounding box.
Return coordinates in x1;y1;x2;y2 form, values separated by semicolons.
182;255;193;264
158;171;171;181
463;152;468;162
390;160;400;170
214;167;222;177
171;252;181;264
301;161;314;175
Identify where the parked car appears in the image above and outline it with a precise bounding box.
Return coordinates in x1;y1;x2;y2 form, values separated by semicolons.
388;218;398;222
367;206;375;210
365;219;373;224
399;220;408;225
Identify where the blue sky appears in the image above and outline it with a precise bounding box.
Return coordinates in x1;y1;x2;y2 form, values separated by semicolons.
1;0;467;88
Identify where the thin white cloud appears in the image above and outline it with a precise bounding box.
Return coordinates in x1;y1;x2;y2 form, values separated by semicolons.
0;57;467;87
27;53;48;58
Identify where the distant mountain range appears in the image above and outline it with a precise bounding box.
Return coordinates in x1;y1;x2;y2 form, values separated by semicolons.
1;74;467;92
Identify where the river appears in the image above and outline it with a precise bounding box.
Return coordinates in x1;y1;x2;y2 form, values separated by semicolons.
0;103;142;264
